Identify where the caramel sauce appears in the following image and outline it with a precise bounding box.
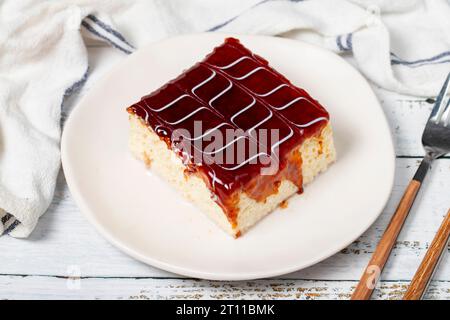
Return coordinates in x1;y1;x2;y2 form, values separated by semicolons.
142;153;152;168
243;149;303;203
127;38;328;226
279;200;289;209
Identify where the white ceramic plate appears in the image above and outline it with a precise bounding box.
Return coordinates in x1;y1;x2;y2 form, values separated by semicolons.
62;33;395;280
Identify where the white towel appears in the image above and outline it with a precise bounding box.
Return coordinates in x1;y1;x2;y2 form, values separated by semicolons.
1;0;449;237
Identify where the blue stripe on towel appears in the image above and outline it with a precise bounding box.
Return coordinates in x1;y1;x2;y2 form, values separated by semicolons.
391;51;450;67
392;59;450;68
1;213;12;225
0;212;20;235
335;33;449;68
336;35;345;51
5;219;20;234
209;15;240;32
64;67;89;97
86;15;135;50
336;34;352;52
345;33;353;51
81;21;133;54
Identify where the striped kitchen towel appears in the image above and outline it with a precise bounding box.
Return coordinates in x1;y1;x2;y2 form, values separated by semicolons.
0;0;135;237
1;0;449;237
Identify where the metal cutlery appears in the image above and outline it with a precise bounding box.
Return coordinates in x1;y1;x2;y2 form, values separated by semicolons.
352;72;450;300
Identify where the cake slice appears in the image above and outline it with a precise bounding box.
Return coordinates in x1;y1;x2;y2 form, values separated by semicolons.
127;37;336;237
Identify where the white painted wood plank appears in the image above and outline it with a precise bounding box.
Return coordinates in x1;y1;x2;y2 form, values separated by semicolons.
0;276;448;300
379;94;434;157
0;158;448;281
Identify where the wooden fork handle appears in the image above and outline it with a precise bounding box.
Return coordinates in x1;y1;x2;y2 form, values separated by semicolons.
403;209;450;300
351;180;421;300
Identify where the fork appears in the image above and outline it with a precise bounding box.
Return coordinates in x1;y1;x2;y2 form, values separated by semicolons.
351;72;450;300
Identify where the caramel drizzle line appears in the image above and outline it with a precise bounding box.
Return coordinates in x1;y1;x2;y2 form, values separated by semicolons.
209;54;328;128
201;60;294;155
175;68;276;172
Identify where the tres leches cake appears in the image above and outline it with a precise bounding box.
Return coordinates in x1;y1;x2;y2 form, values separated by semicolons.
127;38;336;237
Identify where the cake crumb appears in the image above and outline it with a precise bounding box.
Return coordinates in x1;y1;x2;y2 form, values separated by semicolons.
279;200;288;209
318;139;323;155
143;153;152;167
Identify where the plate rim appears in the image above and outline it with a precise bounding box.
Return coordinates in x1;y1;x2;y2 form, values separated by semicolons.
61;32;396;280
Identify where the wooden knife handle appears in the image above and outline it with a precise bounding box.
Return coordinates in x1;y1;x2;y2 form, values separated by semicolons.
403;209;450;300
351;180;421;300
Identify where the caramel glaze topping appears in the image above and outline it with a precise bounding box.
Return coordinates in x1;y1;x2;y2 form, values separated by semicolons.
127;38;329;226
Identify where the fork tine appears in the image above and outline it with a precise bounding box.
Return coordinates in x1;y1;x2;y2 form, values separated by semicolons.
430;72;450;123
442;98;450;126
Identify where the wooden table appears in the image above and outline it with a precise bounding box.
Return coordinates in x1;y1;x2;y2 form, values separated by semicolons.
1;45;449;300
